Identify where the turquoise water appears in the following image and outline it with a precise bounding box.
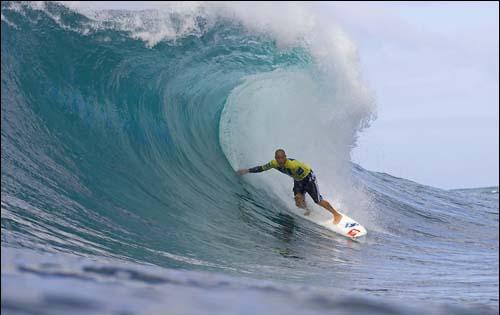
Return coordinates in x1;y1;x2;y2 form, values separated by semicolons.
2;3;498;314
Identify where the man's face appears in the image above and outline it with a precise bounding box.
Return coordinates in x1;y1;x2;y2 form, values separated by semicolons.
276;152;287;167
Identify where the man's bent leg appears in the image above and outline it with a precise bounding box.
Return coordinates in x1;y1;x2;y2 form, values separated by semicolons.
294;179;311;215
318;199;343;224
295;193;306;209
305;172;342;224
295;193;312;215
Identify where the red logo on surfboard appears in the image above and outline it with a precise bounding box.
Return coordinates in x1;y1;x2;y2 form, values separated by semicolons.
347;228;361;237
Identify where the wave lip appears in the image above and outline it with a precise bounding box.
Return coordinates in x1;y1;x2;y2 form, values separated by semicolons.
1;1;374;264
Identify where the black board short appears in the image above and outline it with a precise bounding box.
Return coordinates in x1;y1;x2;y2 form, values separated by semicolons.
292;171;323;204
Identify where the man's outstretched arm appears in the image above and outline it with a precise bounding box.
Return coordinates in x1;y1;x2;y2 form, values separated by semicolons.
237;161;276;175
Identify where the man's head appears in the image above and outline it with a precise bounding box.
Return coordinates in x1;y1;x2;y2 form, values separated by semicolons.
275;149;287;167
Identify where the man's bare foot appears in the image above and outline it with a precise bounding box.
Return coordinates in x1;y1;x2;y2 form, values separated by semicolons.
333;214;342;224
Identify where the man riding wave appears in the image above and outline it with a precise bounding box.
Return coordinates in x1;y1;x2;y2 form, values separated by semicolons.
237;149;343;224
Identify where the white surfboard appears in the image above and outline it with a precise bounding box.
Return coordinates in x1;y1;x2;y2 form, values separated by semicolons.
316;212;367;239
291;206;367;239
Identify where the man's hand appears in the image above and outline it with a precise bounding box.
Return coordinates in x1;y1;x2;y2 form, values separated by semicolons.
237;169;249;176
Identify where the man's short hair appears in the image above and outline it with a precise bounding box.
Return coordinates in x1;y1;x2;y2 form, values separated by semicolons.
275;149;286;156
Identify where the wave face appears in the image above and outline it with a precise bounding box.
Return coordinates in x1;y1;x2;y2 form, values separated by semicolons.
1;2;498;313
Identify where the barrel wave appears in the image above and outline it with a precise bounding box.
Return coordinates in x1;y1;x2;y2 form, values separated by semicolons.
1;3;498;314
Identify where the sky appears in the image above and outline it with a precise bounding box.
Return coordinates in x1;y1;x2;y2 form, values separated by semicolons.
314;2;499;189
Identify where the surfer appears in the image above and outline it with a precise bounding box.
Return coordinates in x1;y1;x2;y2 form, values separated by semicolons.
237;149;343;224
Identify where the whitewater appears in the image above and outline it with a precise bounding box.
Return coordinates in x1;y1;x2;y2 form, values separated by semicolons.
1;2;498;314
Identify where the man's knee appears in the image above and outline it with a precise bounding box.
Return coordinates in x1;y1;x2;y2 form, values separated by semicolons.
294;194;305;207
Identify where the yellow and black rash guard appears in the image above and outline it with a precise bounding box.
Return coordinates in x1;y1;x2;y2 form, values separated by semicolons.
248;158;312;181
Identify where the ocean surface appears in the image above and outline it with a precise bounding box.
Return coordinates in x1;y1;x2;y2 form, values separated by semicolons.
2;3;498;314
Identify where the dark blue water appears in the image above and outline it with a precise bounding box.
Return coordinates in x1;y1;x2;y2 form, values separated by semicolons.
2;3;498;314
